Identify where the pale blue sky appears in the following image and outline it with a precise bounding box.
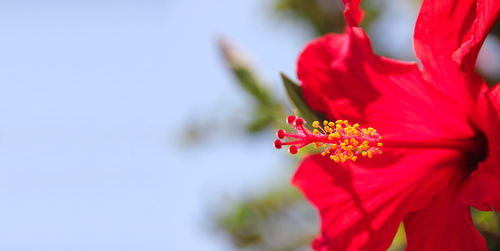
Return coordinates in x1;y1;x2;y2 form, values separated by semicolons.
0;0;309;250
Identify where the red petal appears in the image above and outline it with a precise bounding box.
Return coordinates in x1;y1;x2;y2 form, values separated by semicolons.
292;150;462;251
342;0;364;27
414;0;499;102
462;166;500;211
297;29;474;142
463;82;500;211
404;178;487;251
414;0;475;74
453;1;500;73
297;32;368;122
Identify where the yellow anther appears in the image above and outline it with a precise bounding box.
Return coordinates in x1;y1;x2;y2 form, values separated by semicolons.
377;142;383;147
331;144;337;149
328;133;335;140
367;151;374;158
313;129;320;135
312;121;320;128
362;151;367;156
323;120;328;126
351;139;358;146
352;156;357;162
321;152;327;156
328;122;335;127
343;120;348;125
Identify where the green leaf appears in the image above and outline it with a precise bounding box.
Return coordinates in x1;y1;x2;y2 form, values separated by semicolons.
232;66;272;106
280;72;324;125
219;39;273;106
246;113;273;133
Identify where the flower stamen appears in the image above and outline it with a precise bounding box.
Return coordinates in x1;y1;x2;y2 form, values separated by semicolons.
274;115;382;162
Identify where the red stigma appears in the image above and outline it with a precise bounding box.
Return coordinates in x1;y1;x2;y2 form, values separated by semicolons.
287;115;296;124
294;118;305;126
274;139;283;149
277;129;286;139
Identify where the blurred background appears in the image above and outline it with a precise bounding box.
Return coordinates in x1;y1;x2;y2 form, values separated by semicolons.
0;0;498;250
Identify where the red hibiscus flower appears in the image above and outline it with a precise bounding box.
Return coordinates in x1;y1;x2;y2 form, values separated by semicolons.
274;0;500;250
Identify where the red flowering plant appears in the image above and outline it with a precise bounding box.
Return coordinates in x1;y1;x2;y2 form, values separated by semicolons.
274;0;500;250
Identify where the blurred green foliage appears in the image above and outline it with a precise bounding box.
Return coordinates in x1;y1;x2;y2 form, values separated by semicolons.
273;0;379;36
473;209;500;250
274;0;345;35
209;0;500;250
216;184;316;250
